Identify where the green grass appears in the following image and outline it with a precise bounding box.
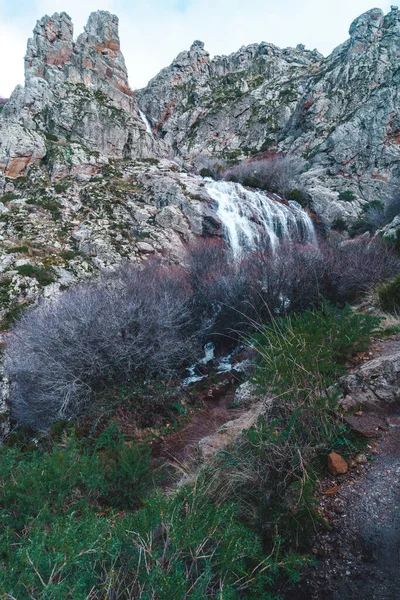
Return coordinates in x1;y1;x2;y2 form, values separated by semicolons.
193;304;380;557
0;304;381;598
251;303;381;398
0;427;293;599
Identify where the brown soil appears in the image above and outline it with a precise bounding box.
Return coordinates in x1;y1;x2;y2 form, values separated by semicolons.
154;380;240;463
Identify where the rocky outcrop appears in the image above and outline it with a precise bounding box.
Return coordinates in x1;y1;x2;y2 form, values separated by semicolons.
0;123;46;177
138;6;400;224
337;342;400;410
138;39;320;158
0;11;167;178
0;157;221;327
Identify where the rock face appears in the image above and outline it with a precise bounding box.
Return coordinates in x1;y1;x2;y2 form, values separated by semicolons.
138;6;400;223
0;11;166;178
3;7;400;224
0;157;221;327
337;343;400;410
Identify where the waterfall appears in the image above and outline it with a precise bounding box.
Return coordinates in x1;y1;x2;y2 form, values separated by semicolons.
139;109;153;136
205;179;317;259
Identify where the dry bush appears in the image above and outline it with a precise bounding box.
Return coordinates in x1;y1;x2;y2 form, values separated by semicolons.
224;155;306;196
321;235;399;303
6;263;204;430
194;153;306;196
6;233;398;431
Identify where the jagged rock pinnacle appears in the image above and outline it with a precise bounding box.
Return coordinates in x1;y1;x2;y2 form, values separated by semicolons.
190;40;205;51
0;10;166;177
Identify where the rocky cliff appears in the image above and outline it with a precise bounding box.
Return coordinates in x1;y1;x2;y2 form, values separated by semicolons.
0;11;224;330
138;6;400;221
1;6;400;330
0;11;167;179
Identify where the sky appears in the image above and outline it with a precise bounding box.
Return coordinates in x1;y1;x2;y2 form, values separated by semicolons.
0;0;394;97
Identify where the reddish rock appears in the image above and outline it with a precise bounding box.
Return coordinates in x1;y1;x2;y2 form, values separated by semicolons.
327;451;349;475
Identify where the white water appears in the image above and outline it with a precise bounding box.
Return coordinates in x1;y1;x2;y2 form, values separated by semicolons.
139;109;153;136
181;342;215;387
205;179;317;259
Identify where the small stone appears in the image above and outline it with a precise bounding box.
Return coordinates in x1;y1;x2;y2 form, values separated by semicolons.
354;453;368;464
136;241;155;253
327;451;349;475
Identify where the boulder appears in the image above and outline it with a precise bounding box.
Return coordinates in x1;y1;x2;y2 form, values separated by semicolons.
337;346;400;410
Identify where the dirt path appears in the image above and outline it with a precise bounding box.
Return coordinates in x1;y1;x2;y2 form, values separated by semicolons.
154;381;240;463
294;406;400;600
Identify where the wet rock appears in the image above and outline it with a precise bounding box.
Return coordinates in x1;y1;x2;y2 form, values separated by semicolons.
328;451;349;475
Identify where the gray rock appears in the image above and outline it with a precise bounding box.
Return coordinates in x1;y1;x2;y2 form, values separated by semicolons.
137;6;400;223
0;11;168;179
136;241;155;253
336;346;400;410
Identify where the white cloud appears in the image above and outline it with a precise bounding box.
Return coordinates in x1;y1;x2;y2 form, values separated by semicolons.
0;0;394;96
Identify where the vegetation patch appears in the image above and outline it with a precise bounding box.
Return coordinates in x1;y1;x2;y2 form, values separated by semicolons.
339;190;356;202
26;196;62;220
14;264;56;286
378;274;400;314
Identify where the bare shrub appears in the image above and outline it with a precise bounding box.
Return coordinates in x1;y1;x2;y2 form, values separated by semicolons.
6;263;203;430
193;153;306;196
184;238;250;341
6;233;398;431
192;155;227;179
322;235;399;303
224;155;306;196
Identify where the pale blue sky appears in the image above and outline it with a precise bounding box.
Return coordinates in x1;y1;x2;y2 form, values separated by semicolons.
0;1;393;96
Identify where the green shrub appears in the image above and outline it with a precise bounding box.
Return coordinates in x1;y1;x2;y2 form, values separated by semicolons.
260;138;275;152
45;132;59;142
54;182;69;194
1;192;18;201
14;264;56;286
60;249;78;261
287;188;305;205
0;430;158;598
348;218;372;236
27;196;62;220
5;245;30;254
0;302;28;330
242;175;260;188
331;217;347;232
0;430;304;598
199;167;212;177
363;200;384;212
339;190;356;202
378;275;400;313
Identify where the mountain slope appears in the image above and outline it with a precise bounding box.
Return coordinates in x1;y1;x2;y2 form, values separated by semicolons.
138;7;400;214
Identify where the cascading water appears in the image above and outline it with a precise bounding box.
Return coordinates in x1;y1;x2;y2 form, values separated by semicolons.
139;109;154;136
205;179;317;259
